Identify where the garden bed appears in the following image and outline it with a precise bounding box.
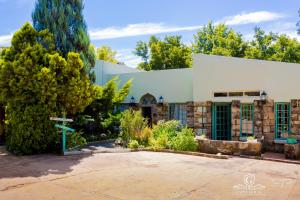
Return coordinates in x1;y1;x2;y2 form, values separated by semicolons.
197;138;262;156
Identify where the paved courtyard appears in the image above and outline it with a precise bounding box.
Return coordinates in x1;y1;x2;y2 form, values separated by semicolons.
0;148;300;200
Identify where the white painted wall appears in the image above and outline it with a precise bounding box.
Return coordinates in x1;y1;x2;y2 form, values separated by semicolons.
94;54;300;104
93;60;140;85
193;54;300;102
107;68;193;103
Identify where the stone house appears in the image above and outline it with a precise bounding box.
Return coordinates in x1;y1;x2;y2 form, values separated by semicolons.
94;54;300;152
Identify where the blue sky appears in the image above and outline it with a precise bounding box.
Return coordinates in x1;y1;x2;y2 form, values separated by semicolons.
0;0;299;67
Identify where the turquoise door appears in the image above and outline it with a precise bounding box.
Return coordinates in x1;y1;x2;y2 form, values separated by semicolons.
212;103;232;140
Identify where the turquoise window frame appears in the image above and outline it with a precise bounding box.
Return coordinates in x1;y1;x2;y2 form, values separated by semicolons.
275;102;291;139
240;103;254;137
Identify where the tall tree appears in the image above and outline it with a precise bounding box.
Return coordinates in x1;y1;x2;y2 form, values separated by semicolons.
0;23;96;154
97;46;119;64
245;28;277;60
134;35;192;71
192;22;247;57
246;28;300;63
32;0;96;81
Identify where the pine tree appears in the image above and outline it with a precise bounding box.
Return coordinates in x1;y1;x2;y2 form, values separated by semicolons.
32;0;96;81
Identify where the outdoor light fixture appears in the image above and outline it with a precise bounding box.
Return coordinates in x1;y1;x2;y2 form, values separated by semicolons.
130;96;135;103
158;96;164;105
260;91;267;102
130;96;136;106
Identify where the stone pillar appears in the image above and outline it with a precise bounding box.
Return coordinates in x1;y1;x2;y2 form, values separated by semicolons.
192;101;212;139
231;100;240;141
291;100;300;140
205;101;212;139
254;100;263;140
152;103;168;124
186;102;194;129
262;100;275;151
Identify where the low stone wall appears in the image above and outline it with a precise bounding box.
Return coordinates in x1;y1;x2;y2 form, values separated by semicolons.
197;139;262;156
284;143;300;160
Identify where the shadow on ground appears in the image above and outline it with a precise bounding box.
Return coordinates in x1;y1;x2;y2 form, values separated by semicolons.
0;146;92;179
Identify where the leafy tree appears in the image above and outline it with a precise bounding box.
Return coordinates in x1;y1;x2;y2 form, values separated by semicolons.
32;0;96;80
82;77;132;133
134;35;192;71
245;28;277;60
97;45;119;64
0;23;96;154
246;28;300;63
192;22;247;57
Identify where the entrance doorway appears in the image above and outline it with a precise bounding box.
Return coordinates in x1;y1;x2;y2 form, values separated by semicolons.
142;107;152;127
212;103;231;140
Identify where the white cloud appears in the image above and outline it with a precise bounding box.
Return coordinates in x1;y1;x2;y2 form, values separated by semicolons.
222;11;285;26
0;33;13;47
89;11;284;41
266;22;300;41
89;23;203;40
115;49;142;68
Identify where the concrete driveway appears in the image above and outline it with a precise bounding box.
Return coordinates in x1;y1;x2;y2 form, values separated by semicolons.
0;148;300;200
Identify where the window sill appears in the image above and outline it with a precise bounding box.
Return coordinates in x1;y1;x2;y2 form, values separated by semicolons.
274;139;287;144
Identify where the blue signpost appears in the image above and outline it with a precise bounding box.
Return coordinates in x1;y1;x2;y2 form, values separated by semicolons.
50;115;75;155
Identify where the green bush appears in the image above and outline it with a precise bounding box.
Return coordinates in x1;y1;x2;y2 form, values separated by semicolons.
0;24;95;154
152;120;180;139
149;120;197;152
101;112;123;134
149;130;170;150
170;128;198;151
120;109;148;142
67;131;87;149
128;139;139;149
6;104;58;155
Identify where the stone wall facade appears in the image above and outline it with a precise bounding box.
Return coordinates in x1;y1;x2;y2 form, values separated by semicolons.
127;98;300;154
231;101;240;141
291;100;300;140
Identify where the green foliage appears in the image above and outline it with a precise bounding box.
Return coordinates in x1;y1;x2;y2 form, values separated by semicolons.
128;139;139;149
192;22;300;63
0;23;95;154
192;22;247;57
101;112;123;134
32;0;96;79
82;77;131;135
67;131;87;149
152;120;180;139
97;45;119;64
170;127;198;151
149;130;170;150
134;35;192;71
245;28;300;63
119;109;148;142
247;136;255;141
149;120;180;149
149;120;197;151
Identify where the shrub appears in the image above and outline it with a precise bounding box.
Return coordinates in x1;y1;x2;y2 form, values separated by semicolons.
149;130;170;150
5;104;58;155
170;128;198;151
120;109;148;142
128;140;139;149
101;112;123;134
67;131;87;149
0;24;95;154
152;120;180;139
